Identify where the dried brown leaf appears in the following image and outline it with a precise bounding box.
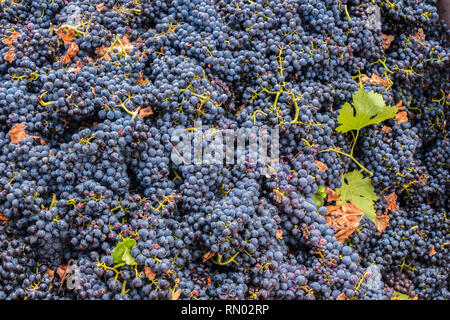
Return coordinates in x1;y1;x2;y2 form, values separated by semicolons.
56;28;75;45
56;265;68;279
8;124;40;144
336;292;346;300
276;229;283;240
235;104;246;117
414;28;426;42
381;125;392;133
0;212;8;224
138;106;154;119
136;72;150;85
2;32;19;47
46;269;55;281
326;202;364;243
144;266;156;281
375;214;390;234
395;111;408;125
381;33;395;50
170;288;181;300
429;246;437;257
326;187;340;202
274;189;283;203
96;3;105;11
314;160;328;171
4;47;15;63
202;251;215;263
361;73;390;88
383;192;398;214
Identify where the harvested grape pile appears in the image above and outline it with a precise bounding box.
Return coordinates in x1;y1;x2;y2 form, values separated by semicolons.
0;0;448;300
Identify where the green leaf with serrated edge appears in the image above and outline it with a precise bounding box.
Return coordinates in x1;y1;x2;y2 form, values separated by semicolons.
112;238;137;264
392;291;414;300
335;171;379;222
312;185;326;208
122;248;137;266
336;87;397;133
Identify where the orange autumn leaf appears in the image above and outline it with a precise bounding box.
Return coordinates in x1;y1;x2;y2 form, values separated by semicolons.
235;104;246;117
326;187;340;202
2;32;20;47
136;72;150;85
49;150;55;157
395;100;404;110
375;214;390;234
274;189;283;203
4;47;15;63
56;28;76;44
314;160;328;171
144;266;156;280
414;28;426;42
395;111;408;125
429;246;437;257
138;106;154;119
45;269;55;281
170;288;181;300
96;3;105;11
8;124;41;144
119;34;133;53
381;33;395;50
326;202;364;243
60;43;79;64
276;229;283;240
336;292;346;300
202;251;215;263
0;212;8;224
56;265;68;279
381;125;392;133
383;192;398;214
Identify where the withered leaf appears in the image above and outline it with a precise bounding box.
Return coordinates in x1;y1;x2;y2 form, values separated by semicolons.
144;266;156;280
276;229;283;240
383;192;398;214
138;106;154;118
361;73;391;89
274;189;283;203
202;251;215;263
46;269;55;281
375;214;390;234
56;265;68;279
170;288;181;300
235;104;246;117
336;292;346;300
4;47;15;63
414;28;426;42
96;3;105;11
314;160;328;171
429;246;437;257
395;111;408;125
56;28;75;45
326;202;364;243
8;124;40;144
136;72;150;85
381;125;392;133
2;32;19;47
381;33;395;50
0;212;8;224
326;187;340;202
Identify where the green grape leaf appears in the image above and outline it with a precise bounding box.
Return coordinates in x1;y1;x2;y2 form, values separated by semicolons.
335;171;379;222
336;87;397;133
392;291;416;300
312;185;326;208
112;237;137;265
122;248;137;266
